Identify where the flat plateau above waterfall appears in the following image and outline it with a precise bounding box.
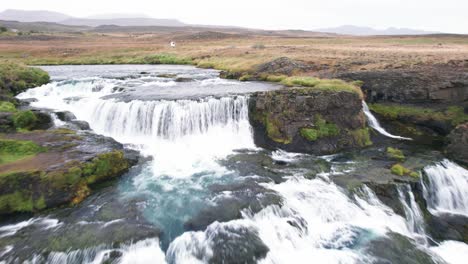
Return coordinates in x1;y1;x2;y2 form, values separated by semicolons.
39;65;282;102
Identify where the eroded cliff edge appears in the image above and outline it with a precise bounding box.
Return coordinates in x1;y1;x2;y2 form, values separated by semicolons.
249;87;371;155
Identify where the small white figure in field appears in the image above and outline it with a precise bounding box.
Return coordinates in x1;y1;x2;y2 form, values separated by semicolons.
170;41;176;48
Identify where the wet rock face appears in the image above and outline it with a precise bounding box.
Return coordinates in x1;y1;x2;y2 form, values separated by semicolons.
249;88;371;155
0;129;139;215
427;213;468;243
255;57;312;76
337;66;468;104
446;122;468;166
55;110;77;122
365;232;438;264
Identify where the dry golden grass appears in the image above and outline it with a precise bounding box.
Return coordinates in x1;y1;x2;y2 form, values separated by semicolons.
1;32;467;76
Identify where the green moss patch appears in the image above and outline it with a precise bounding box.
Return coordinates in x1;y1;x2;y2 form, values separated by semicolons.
252;110;291;144
0;139;45;164
369;103;468;126
265;115;291;144
0;150;130;214
0;101;16;112
12;110;37;130
386;147;405;161
347;128;372;147
300;115;340;142
390;164;419;178
0;63;50;95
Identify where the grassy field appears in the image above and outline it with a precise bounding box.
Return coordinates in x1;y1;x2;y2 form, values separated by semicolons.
0;31;467;77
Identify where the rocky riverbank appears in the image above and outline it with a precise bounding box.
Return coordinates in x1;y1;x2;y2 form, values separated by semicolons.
0;63;139;216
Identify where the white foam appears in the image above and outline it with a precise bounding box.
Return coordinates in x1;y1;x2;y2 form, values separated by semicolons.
431;240;468;264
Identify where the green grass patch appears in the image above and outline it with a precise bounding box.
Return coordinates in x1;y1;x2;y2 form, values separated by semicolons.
258;75;363;97
300;115;340;141
0;139;45;164
369;104;468;126
0;101;16;112
142;53;193;65
386;147;405;161
0;63;50;95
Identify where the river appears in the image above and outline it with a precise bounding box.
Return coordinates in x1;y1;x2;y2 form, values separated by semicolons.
0;65;466;264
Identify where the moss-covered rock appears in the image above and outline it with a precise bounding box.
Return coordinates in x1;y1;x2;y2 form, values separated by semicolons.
249;87;371;155
369;103;468;135
300;115;340;141
386;147;405;161
0;63;50;96
0;128;138;215
390;164;419;178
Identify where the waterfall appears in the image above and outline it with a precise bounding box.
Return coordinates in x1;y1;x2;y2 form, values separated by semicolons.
422;159;468;217
76;96;250;141
167;180;412;264
362;101;412;140
397;185;427;244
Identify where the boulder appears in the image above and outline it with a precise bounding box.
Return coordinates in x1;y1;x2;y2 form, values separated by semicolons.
69;120;91;130
55;110;77;122
31;110;53;130
446;122;468;166
255;57;312;76
249;88;371;155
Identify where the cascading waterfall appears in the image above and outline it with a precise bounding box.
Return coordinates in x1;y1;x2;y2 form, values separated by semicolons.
362;101;412;140
8;66;468;264
422;159;468;217
397;185;427;244
167;180;412;264
76;96;250;141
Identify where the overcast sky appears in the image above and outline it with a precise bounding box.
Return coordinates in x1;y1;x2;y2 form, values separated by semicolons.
2;0;467;33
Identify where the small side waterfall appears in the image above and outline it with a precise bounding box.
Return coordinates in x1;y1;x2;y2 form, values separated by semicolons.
362;101;412;140
397;185;427;244
422;159;468;217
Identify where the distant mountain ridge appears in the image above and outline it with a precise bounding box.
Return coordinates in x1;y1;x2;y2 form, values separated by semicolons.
316;25;439;36
0;9;185;27
0;9;443;35
0;9;72;23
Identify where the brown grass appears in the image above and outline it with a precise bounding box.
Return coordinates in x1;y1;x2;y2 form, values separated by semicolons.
1;32;467;76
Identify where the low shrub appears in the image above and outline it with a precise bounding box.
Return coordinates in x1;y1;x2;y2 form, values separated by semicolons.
12;110;37;130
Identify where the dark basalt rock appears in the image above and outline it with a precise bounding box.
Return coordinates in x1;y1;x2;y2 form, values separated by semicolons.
427;213;468;243
365;232;438;264
446;122;468;166
69;120;91;130
249;88;371;155
207;224;269;264
256;57;312;76
184;179;282;231
55;110;77;122
336;66;468;104
174;77;194;82
31;110;53;130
